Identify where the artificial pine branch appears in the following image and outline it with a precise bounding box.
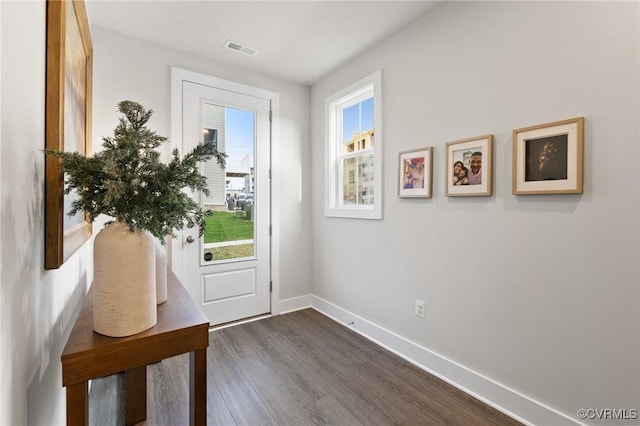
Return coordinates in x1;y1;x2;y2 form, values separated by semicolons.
44;100;227;240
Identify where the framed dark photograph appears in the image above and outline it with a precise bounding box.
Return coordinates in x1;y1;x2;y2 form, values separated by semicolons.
398;147;433;198
45;0;93;269
512;117;584;195
445;135;493;197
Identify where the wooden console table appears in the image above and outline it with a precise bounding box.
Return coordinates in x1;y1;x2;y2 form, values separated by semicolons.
61;273;209;426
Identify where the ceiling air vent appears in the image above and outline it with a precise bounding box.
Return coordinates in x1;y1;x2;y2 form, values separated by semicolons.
224;39;258;57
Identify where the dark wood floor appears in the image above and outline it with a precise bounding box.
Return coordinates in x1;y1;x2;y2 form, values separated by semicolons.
89;308;521;425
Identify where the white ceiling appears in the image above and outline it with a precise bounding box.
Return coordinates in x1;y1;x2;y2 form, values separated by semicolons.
86;1;440;85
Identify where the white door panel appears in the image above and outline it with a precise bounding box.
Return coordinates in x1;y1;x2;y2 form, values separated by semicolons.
176;79;271;326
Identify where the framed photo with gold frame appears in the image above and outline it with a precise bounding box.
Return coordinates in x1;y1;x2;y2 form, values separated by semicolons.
445;135;493;197
45;0;93;269
398;147;433;198
512;117;584;195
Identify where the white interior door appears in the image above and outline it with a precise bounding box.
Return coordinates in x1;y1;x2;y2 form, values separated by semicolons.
177;80;271;326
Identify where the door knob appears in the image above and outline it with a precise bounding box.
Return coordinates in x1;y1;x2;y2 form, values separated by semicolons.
186;236;195;244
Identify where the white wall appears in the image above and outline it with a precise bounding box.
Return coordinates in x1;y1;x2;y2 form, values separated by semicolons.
1;2;94;425
2;2;637;425
310;2;639;425
90;26;312;303
0;8;3;421
0;10;311;425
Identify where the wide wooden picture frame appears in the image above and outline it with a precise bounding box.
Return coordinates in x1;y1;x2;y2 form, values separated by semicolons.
45;0;93;269
445;135;493;197
398;147;433;198
512;117;584;195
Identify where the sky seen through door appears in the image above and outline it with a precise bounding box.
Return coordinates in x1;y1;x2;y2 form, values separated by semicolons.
225;107;254;190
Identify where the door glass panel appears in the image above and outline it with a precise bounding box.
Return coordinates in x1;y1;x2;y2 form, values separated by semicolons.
201;103;255;263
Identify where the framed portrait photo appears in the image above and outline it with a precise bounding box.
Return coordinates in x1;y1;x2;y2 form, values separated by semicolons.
512;117;584;195
445;135;493;197
398;147;433;198
45;0;93;269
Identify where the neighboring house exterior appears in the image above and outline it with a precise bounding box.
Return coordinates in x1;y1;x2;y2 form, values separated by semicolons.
202;103;226;210
202;104;254;211
244;167;255;195
342;130;374;205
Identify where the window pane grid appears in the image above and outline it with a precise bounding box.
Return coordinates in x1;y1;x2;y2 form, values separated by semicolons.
325;71;381;219
339;94;374;208
340;154;374;206
339;148;374;161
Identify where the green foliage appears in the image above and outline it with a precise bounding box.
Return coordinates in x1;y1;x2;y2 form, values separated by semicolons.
44;100;227;240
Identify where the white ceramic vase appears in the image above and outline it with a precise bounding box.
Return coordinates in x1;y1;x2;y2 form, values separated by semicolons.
155;239;168;305
93;221;157;337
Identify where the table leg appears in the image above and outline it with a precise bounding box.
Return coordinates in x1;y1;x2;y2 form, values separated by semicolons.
189;349;207;426
66;381;88;426
125;366;147;426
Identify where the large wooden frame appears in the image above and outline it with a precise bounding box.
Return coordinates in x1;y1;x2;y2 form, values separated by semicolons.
45;0;93;269
512;117;584;195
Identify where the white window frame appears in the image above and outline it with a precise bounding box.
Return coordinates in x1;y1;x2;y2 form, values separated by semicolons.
325;70;382;219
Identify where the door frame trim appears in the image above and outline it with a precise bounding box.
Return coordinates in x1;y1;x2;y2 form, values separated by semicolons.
170;66;282;317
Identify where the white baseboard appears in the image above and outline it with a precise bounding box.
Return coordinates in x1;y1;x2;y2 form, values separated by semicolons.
278;294;312;315
309;294;582;426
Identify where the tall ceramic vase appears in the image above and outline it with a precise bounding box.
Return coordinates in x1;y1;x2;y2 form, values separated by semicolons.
155;239;168;305
93;221;157;337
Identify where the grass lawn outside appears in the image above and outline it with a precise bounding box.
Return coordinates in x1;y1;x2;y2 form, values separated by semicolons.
204;244;254;262
204;211;254;244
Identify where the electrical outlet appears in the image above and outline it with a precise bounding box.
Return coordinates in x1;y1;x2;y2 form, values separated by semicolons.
415;299;426;318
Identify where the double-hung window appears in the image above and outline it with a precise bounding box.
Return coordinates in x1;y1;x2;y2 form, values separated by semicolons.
325;71;382;219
